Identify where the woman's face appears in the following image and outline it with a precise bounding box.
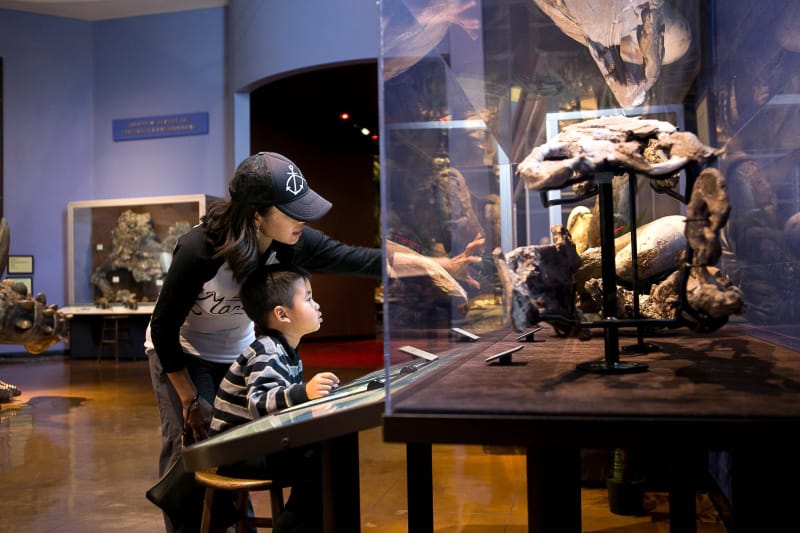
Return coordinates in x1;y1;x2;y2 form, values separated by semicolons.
256;207;305;247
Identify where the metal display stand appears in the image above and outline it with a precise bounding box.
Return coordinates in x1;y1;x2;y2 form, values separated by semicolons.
621;170;662;355
575;172;648;373
539;168;688;374
532;108;691;372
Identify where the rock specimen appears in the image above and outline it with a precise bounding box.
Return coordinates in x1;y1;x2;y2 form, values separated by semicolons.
91;211;193;304
517;116;722;192
682;168;744;324
109;210;164;283
493;225;584;335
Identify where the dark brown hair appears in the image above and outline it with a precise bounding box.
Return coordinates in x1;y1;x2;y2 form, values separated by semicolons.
240;266;310;335
202;199;269;284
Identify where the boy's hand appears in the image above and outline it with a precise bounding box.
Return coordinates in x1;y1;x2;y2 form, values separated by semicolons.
306;372;340;400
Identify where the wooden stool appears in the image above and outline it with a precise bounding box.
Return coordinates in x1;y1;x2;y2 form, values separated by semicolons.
195;469;286;533
97;315;133;362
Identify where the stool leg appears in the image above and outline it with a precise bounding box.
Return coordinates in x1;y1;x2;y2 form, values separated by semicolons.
113;319;119;363
97;319;105;362
195;478;282;532
270;487;285;522
200;487;215;533
235;490;248;533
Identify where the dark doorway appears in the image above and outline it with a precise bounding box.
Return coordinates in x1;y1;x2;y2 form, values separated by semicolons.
250;62;380;340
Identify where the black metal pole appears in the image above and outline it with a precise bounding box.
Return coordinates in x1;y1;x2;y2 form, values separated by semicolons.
577;172;647;374
623;173;660;354
598;173;620;365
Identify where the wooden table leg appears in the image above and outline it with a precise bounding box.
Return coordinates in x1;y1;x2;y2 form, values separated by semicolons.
406;442;433;533
668;449;699;533
322;432;361;532
730;447;798;532
527;445;582;533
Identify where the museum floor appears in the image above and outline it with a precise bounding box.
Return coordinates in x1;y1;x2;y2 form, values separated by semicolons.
0;350;728;532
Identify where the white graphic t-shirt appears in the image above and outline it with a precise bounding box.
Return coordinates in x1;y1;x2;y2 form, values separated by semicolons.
179;263;254;364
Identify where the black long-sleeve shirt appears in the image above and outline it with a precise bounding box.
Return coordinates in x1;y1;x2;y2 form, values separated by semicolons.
146;224;381;373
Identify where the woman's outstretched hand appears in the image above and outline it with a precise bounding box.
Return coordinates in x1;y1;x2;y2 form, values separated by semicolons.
440;234;485;289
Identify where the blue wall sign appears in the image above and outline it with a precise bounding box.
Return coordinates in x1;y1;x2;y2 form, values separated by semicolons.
113;112;209;141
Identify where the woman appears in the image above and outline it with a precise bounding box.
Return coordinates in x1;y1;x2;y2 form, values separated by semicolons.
146;151;482;531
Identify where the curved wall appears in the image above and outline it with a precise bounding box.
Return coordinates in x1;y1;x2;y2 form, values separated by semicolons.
228;0;379;92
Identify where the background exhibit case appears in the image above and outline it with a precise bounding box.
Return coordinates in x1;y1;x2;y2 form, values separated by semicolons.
67;194;216;307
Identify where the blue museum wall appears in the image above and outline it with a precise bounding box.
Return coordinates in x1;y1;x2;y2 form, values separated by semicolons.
0;10;93;354
92;8;227;200
0;8;228;354
227;0;379;163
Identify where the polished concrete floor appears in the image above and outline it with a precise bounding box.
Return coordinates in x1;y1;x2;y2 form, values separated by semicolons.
0;355;727;532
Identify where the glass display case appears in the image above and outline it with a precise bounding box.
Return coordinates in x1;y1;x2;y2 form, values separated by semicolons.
67;194;217;307
379;0;800;364
378;1;800;522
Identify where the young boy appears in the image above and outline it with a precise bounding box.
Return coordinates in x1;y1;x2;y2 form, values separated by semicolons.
209;265;340;532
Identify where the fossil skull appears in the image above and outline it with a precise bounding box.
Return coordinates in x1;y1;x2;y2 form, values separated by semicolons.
533;0;691;107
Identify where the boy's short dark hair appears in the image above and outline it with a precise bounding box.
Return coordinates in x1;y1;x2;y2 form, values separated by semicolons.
240;265;310;333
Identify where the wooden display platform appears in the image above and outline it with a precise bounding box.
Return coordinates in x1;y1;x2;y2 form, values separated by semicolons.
383;324;800;533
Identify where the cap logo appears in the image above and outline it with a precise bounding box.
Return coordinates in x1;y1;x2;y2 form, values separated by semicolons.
285;165;306;196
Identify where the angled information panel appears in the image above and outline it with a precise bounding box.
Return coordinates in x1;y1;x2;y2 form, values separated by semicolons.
181;352;463;472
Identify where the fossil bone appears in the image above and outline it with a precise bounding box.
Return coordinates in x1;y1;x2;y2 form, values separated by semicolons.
584;265;743;326
685;168;730;267
582;169;744;331
615;214;686;282
575;214;685;304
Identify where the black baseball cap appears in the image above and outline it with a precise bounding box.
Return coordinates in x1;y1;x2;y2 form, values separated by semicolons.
228;152;332;221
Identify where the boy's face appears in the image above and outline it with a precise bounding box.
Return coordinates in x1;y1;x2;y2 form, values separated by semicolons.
285;277;322;336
